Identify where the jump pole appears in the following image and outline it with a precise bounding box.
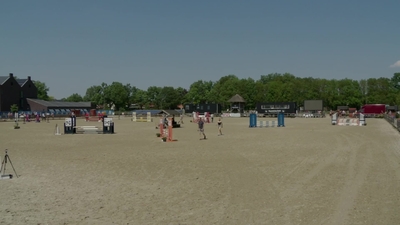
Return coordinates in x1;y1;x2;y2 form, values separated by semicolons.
159;117;177;142
159;117;164;137
167;118;173;142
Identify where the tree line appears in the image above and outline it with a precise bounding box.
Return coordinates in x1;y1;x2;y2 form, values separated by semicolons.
37;73;400;111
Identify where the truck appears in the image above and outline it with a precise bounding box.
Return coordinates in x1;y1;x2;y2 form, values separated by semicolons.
360;104;386;117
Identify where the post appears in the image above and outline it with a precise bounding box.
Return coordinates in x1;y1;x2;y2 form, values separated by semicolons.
278;112;285;127
359;113;366;126
147;112;152;122
167;118;173;142
14;112;18;123
249;113;257;127
159;117;164;137
72;115;76;134
132;112;137;122
64;117;73;134
331;113;337;125
103;117;114;134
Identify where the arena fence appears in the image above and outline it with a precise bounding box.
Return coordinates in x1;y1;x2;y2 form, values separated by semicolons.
383;114;400;131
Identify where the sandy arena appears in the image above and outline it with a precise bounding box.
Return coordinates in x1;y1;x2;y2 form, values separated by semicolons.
1;116;400;225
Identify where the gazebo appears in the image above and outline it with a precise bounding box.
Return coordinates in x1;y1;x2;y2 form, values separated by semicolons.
228;94;245;113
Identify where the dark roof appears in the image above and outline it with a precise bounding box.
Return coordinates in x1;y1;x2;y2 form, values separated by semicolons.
16;79;28;86
0;76;9;85
228;94;246;103
337;106;349;110
159;110;181;116
27;98;92;108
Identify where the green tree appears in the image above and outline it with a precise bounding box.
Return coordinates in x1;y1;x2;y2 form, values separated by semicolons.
366;77;396;105
104;82;130;110
83;83;108;107
389;73;400;105
10;104;18;113
358;79;368;105
65;93;84;102
185;80;214;104
175;87;188;103
33;81;50;100
74;72;400;112
336;78;363;108
207;75;239;108
146;86;162;108
238;78;257;109
159;86;181;109
132;88;147;109
391;73;400;90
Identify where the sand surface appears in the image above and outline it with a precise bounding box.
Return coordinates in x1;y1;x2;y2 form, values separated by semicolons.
1;116;400;225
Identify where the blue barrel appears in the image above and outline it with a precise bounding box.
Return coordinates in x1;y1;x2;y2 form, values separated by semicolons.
278;112;285;127
249;113;257;127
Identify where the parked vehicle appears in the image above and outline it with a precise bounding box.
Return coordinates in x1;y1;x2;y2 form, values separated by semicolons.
360;104;386;117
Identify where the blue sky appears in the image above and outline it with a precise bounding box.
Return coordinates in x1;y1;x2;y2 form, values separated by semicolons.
1;0;399;99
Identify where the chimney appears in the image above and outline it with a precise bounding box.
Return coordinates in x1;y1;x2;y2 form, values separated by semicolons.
9;73;13;78
28;76;31;81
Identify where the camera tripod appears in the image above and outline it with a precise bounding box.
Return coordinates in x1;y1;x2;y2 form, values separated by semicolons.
0;149;18;178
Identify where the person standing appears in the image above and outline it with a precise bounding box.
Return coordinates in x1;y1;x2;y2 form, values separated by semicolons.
217;118;223;136
198;118;207;140
211;114;214;123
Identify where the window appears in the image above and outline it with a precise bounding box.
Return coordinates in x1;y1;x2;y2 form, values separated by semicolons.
207;105;210;110
185;105;189;110
21;91;23;98
261;105;271;109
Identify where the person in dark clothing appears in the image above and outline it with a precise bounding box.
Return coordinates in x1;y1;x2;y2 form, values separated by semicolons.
198;118;207;140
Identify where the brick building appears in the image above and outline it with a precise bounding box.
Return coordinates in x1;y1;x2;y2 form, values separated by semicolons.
0;73;37;112
1;73;95;114
17;76;37;110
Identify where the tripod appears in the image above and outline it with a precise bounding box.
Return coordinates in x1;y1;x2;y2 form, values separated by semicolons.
0;149;18;178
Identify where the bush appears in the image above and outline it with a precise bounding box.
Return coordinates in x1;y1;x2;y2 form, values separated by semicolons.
10;104;18;113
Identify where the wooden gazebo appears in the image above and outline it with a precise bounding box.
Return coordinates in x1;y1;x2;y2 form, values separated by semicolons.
228;94;246;113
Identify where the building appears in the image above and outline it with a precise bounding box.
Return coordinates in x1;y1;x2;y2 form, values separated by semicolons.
17;76;37;111
0;73;95;114
26;98;94;115
0;73;33;112
228;94;246;113
256;102;297;116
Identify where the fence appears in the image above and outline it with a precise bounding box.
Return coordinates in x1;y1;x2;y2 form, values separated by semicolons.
383;114;400;131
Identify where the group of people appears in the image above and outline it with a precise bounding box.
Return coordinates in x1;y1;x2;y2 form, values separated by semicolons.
16;112;52;122
197;117;223;140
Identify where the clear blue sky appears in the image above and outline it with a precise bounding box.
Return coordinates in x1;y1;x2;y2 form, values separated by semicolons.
1;0;399;99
